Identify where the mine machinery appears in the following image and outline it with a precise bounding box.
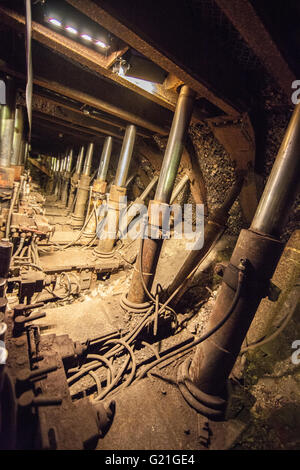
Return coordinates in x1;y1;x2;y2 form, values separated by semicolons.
0;0;299;452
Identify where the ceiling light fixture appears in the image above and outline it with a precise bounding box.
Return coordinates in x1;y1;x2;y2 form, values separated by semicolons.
65;26;78;35
123;76;156;94
48;18;62;27
112;58;130;77
95;40;108;49
81;34;92;42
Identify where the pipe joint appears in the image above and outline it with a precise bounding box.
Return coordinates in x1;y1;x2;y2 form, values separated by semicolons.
148;199;171;228
107;185;127;210
93;179;107;195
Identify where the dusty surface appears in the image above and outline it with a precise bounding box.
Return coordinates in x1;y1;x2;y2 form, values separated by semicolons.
21;102;299;450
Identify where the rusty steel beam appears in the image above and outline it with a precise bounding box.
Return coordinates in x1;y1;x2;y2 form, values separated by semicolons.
0;5;177;112
28;157;51;177
33;111;106;139
214;0;296;99
32;78;168;136
19;93;124;140
33;118;104;143
0;64;167;135
31;91;151;138
66;0;240;116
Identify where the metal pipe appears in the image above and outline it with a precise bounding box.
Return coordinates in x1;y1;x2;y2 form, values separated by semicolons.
170;173;190;204
75;145;85;174
251;103;300;236
95;127;136;252
115;125;136;187
184;105;300;421
155;86;196;203
125;174;136;188
82;143;94;176
97;136;112;181
62;153;68;172
59;156;65;172
66;148;74;172
0;76;16;168
5;181;19;238
122;176;159;235
167;176;244;305
139;175;159;201
61;149;74;205
55;158;60;172
72;143;94;225
82;139;113;238
67;146;85;211
23;142;29;165
11;106;24;166
127;86;196;304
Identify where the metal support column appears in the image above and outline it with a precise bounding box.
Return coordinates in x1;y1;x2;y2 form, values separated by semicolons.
0;76;17;193
179;103;300;421
127;86;196;303
11;105;25;181
83;137;113;240
71;143;94;227
61;149;73;206
167;175;244;306
67;145;85;211
95;126;136;253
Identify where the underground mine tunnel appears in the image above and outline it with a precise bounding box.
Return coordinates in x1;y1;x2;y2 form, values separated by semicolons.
0;0;299;452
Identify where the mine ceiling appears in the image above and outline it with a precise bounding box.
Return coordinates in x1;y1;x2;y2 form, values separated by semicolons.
0;0;298;157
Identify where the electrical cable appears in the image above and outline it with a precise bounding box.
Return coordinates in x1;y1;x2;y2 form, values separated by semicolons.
240;284;300;354
135;270;244;380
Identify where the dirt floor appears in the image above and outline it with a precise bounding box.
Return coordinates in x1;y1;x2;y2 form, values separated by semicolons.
15;217;298;450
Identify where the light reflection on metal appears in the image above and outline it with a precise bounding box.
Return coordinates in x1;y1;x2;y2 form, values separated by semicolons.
48;18;62;27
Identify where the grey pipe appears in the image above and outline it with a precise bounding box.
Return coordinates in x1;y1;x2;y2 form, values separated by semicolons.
125;174;135;188
62;153;68;172
59;156;65;172
97;136;112;180
55;158;60;172
170;173;190;204
75;145;85;174
251;103;300;236
11;106;25;166
155;86;196;203
5;182;19;238
0;76;17;167
139;175;159;200
82;143;94;176
115;125;136;187
66;149;74;172
23;142;29;165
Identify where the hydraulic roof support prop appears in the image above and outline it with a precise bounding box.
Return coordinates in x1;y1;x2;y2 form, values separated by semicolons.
83;136;113;241
48;156;57;194
95;125;136;254
71;143;94;228
53;157;61;198
67;145;85;212
0;76;17;196
57;153;67;201
178;102;300;422
11;105;25;182
126;86;196;304
167;174;244;307
61;149;74;207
